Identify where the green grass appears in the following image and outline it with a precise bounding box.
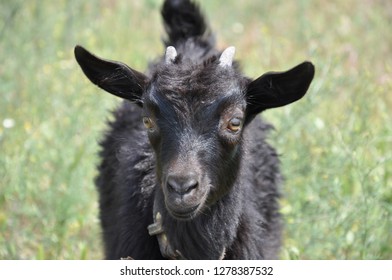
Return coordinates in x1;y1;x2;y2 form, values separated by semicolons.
1;0;391;259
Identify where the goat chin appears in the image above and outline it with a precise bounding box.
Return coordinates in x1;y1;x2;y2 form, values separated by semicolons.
166;203;201;221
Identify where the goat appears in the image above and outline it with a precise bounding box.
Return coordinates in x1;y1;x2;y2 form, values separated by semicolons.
74;0;314;259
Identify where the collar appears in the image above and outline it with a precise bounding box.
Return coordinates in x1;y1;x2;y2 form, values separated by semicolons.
147;201;186;260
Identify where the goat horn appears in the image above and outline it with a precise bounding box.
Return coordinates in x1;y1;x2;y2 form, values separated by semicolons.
165;46;177;64
219;46;236;67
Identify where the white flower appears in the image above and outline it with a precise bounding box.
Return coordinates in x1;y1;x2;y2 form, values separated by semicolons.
3;118;15;129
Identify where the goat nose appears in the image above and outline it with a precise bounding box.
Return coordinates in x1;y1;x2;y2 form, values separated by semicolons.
166;174;199;195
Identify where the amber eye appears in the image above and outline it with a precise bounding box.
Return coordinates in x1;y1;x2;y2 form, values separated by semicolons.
227;117;242;133
143;117;155;131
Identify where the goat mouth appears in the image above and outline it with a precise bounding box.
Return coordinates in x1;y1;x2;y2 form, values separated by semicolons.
167;204;200;220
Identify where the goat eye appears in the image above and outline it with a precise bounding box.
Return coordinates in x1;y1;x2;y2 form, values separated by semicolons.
143;117;155;131
227;117;242;133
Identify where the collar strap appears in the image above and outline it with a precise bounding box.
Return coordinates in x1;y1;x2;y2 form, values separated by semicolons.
147;211;186;260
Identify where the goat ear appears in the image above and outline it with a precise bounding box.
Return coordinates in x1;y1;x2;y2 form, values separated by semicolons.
74;45;148;106
245;61;315;116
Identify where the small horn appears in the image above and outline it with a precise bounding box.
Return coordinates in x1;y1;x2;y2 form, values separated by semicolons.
219;46;236;67
165;46;177;64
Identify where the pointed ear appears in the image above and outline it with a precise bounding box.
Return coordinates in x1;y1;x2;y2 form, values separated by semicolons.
74;45;148;106
246;61;315;116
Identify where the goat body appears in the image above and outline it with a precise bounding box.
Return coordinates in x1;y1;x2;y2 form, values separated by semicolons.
74;0;315;259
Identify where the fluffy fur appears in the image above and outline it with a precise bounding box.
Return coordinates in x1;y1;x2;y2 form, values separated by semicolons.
74;0;314;260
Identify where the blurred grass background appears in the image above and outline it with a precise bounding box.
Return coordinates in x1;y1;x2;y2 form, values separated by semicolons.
0;0;391;259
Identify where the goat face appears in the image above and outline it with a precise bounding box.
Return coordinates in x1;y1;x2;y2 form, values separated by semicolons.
74;45;314;221
142;62;248;220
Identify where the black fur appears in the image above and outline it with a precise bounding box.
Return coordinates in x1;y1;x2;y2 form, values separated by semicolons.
74;0;314;260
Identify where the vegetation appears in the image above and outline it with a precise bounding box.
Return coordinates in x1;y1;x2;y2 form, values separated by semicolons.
1;0;391;259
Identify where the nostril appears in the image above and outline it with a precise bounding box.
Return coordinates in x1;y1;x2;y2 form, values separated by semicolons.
167;181;176;193
166;175;199;195
184;179;198;193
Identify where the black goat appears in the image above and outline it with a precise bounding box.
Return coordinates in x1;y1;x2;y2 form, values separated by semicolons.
74;0;314;260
